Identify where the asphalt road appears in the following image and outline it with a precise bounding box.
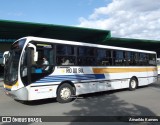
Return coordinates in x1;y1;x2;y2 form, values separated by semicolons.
0;79;160;125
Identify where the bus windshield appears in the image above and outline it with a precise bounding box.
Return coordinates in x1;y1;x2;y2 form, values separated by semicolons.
4;39;26;85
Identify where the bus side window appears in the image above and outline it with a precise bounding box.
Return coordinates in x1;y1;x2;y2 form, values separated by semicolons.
56;45;76;66
97;49;112;66
149;54;156;66
77;47;96;66
56;56;75;66
113;50;123;66
139;53;148;66
61;58;71;65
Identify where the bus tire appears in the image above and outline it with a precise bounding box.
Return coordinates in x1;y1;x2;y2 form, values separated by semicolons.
57;83;74;103
129;77;137;91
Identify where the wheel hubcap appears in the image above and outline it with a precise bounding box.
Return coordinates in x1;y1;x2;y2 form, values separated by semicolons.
131;80;136;88
60;87;71;100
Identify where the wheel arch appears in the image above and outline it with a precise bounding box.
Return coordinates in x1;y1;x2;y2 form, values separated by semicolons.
56;80;76;95
130;76;139;86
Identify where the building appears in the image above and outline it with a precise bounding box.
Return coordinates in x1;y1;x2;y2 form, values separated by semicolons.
0;19;160;57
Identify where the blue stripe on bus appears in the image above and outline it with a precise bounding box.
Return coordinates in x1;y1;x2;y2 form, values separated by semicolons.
34;74;105;83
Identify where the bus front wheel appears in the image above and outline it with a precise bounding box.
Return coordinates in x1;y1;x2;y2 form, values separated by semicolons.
129;77;138;91
57;83;74;103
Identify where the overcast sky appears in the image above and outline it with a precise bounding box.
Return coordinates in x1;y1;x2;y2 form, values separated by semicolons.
0;0;160;40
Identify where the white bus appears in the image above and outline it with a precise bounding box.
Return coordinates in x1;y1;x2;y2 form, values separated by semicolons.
3;36;158;103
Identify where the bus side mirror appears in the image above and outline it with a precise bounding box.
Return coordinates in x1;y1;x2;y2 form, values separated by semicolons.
28;43;38;62
3;51;10;65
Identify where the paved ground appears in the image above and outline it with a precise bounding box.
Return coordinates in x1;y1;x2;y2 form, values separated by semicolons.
0;74;3;87
0;78;160;125
0;78;3;87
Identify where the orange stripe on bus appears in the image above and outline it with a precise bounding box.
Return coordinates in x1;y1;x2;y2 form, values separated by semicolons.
93;67;157;74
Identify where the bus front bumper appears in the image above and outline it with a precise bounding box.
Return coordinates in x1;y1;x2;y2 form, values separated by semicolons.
4;87;28;101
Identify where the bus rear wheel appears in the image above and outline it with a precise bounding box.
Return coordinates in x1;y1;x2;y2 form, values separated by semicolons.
129;77;138;91
57;83;75;103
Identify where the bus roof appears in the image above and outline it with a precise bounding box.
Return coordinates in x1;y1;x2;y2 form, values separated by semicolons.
20;36;156;54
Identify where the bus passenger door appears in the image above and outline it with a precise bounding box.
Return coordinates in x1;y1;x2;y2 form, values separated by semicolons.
29;43;54;84
21;43;54;86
